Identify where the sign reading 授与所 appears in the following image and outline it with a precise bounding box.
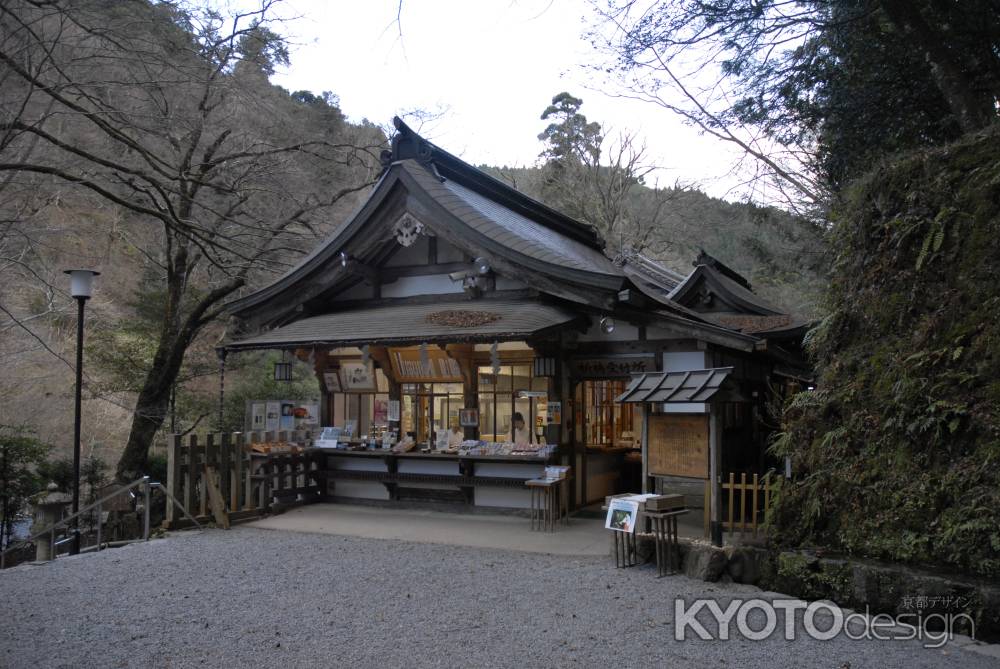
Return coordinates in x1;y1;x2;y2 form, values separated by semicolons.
648;413;709;479
569;355;657;378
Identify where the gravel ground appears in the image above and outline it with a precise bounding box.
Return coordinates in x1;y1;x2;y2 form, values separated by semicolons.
0;527;995;669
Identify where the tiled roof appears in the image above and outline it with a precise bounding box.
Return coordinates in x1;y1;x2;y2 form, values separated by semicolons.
223;299;579;351
438;177;621;277
616;368;736;403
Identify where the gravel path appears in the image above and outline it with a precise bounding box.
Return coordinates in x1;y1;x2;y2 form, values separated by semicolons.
1;527;995;669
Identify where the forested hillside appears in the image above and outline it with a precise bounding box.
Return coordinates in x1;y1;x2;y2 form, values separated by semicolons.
482;162;827;318
0;0;383;491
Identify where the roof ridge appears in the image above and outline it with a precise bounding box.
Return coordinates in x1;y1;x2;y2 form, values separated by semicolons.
385;116;607;251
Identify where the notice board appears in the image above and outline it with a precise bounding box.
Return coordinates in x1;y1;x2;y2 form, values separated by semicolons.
648;414;709;479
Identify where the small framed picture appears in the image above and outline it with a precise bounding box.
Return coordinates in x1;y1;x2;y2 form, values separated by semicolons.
459;408;479;428
341;362;376;391
323;371;342;392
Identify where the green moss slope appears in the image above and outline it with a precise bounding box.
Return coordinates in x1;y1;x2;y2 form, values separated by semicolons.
770;128;1000;578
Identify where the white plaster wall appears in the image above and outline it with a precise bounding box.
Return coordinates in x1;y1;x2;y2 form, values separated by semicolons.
577;320;640;342
331;281;374;301
495;276;529;291
380;274;463;298
662;351;707;372
661;351;709;413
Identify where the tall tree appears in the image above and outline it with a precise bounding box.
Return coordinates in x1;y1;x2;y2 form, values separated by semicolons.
0;0;382;479
535;92;678;257
590;0;1000;206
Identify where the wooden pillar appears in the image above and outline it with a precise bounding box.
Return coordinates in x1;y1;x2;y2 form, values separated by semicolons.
640;403;650;494
708;404;723;547
312;349;331;425
369;346;401;435
556;351;576;509
447;344;478;440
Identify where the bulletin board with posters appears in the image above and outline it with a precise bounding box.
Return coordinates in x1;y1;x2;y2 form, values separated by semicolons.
245;400;321;433
647;414;709;479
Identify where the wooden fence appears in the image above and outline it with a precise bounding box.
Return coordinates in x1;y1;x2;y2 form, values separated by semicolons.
703;471;778;539
164;431;320;529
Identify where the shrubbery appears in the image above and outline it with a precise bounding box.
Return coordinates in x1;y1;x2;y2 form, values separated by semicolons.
770;128;1000;578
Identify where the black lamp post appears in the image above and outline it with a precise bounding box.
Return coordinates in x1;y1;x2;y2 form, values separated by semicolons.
64;269;99;555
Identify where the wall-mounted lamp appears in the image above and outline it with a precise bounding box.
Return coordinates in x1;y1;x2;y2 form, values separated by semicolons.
600;316;616;334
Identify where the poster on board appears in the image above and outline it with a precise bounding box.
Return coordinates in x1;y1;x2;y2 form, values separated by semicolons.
373;399;388;425
265;401;281;432
250;402;266;431
280;402;295;430
387;400;400;422
605;498;639;534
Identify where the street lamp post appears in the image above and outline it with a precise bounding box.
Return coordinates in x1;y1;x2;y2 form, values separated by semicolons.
64;269;99;556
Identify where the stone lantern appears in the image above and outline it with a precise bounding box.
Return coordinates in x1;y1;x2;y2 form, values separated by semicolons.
31;483;72;562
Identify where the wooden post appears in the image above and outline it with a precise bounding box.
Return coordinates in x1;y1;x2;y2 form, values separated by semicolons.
709;406;723;546
728;472;735;537
640;404;650;494
204;466;230;529
199;434;213;518
184;434;197;520
446;344;478;440
219;432;231;510
233;432;244;511
752;473;759;535
703;479;711;538
166;434;182;527
739;472;747;534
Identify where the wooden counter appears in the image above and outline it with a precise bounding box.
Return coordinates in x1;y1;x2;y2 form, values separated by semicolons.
312;447;555;509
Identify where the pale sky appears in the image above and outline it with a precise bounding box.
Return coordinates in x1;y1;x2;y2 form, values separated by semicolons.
268;0;744;198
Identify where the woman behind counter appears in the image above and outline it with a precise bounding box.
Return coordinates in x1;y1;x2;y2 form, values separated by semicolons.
511;412;533;445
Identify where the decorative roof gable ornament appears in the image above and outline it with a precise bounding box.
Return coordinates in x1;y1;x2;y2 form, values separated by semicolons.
393;213;425;247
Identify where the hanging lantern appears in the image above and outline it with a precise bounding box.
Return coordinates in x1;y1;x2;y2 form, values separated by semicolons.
273;351;293;382
273;361;292;382
419;342;430;375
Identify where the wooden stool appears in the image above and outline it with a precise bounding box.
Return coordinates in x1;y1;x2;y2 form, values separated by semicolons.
526;478;557;532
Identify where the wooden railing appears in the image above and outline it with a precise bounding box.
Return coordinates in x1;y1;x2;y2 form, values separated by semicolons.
703;471;778;539
164;431;319;529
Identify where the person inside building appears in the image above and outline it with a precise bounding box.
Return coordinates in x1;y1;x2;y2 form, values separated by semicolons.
511;412;532;445
447;421;464;450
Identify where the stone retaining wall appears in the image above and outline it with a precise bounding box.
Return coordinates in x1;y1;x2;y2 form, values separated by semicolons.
619;533;1000;642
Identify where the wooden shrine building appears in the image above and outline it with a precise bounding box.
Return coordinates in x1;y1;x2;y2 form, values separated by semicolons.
221;117;810;527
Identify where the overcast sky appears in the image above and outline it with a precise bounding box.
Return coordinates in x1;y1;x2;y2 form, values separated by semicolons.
268;0;744;198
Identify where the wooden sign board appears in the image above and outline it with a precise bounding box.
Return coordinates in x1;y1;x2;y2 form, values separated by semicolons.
389;347;463;383
648;414;709;479
569;355;657;378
